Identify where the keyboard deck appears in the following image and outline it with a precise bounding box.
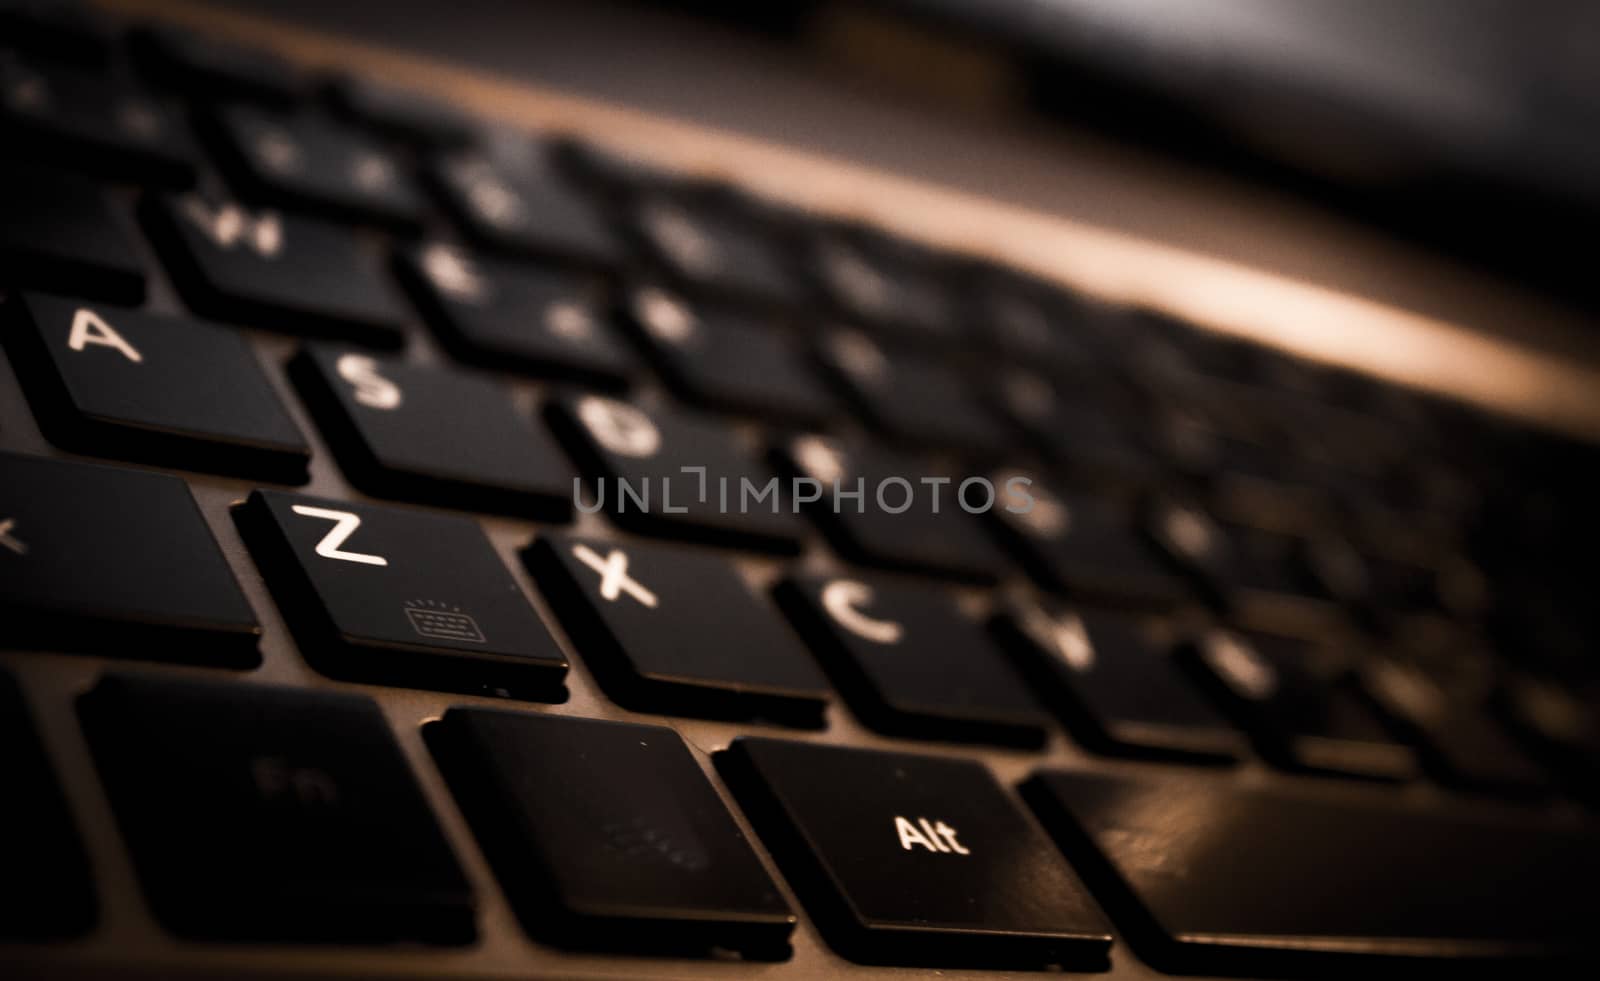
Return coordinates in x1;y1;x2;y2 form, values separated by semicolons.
3;2;1599;979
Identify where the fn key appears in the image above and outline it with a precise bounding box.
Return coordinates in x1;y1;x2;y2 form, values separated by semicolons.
79;672;473;943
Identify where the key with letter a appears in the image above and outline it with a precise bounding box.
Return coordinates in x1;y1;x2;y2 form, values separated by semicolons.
5;294;309;482
142;192;406;347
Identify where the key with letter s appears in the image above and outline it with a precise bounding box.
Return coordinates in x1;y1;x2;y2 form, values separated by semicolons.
526;533;830;726
290;345;574;519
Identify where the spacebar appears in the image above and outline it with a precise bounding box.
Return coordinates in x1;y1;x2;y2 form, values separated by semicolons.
1022;770;1600;972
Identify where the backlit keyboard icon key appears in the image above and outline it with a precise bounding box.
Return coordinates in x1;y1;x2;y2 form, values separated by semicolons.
404;599;486;643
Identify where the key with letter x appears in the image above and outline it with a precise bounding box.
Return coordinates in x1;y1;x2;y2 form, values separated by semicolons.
571;543;657;606
528;534;829;726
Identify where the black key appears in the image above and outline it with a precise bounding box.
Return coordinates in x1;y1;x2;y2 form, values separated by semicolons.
143;191;407;347
79;672;473;942
1209;456;1337;532
991;369;1157;486
527;533;828;725
1362;547;1490;623
717;738;1112;968
551;135;685;193
775;433;1009;582
985;468;1190;607
325;74;476;147
396;241;635;388
776;573;1049;746
208;106;425;228
621;284;834;424
1154;395;1294;483
1023;770;1600;972
992;598;1246;763
0;166;143;302
547;393;805;553
432;153;619;267
2;52;196;186
0;0;114;63
1222;523;1350;633
809;234;963;343
289;345;573;519
631;193;802;307
130;25;300;104
1286;528;1375;605
1178;628;1417;780
0;453;259;662
818;328;1008;453
233;489;567;699
0;665;95;940
1142;497;1238;608
969;271;1097;369
1361;658;1549;796
6;293;310;482
428;708;794;957
1495;676;1600;795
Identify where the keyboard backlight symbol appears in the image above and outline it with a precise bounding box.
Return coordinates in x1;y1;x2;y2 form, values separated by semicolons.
404;599;486;643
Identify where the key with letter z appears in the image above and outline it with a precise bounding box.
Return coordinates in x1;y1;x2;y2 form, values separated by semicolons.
234;490;567;699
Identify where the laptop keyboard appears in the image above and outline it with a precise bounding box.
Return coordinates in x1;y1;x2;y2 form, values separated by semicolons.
2;5;1599;978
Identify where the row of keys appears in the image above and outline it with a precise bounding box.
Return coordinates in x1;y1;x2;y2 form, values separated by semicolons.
5;290;1250;607
0;166;1134;475
3;10;1550;507
0;83;1452;492
1;453;1566;798
1;8;1577;678
13;265;1437;638
0;252;1523;614
0;165;1152;479
0;157;1525;625
9;664;1595;971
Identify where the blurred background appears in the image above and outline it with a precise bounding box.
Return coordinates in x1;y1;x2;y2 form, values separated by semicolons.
215;0;1600;357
